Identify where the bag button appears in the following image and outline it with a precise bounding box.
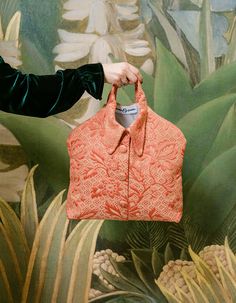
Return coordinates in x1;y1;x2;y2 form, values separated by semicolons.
118;173;127;181
120;200;128;208
119;145;127;153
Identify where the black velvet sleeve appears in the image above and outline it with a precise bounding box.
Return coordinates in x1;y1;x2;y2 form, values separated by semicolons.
0;56;104;117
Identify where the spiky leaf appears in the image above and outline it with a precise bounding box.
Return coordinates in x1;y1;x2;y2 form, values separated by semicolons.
199;0;215;79
56;220;103;303
185;146;236;233
154;38;193;123
20;165;39;249
0;112;71;193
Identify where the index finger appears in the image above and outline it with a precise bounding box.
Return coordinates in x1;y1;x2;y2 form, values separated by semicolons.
128;64;143;83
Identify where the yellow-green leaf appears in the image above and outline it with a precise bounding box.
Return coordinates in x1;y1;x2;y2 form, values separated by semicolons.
0;198;29;284
41;203;69;303
0;222;23;299
225;237;236;277
175;285;192;302
0;259;14;303
216;257;236;301
57;220;103;303
21;190;64;303
182;270;208;303
149;0;188;69
189;246;228;302
21;165;39;249
199;0;215;79
156;282;181;303
5;11;21;44
196;272;219;302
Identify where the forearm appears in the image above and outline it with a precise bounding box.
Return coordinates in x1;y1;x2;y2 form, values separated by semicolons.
0;57;104;117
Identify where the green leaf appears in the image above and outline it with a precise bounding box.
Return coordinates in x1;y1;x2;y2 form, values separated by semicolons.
167;222;188;250
224;16;236;64
0;0;19;32
100;268;142;293
196;272;219;302
180;248;189;260
183;216;208;253
99;220;134;247
20;36;53;74
21;190;64;302
182;271;208;303
0;260;14;303
189;246;229;302
91;274;111;293
0;222;22;301
89;291;158;303
164;243;174;264
185;146;236;233
168;0;201;10
20;0;62;67
201;103;236;168
20;165;39;249
216;257;236;301
176;285;193;302
131;249;165;300
126;221;167;250
0;144;27;172
225;238;236;277
109;259;148;294
154;38;193;123
177;93;236;190
192;60;236;105
38;202;69;303
151;249;164;277
149;0;188;69
0;112;71;193
156;282;182;303
56;220;104;303
199;0;215;79
0;198;29;282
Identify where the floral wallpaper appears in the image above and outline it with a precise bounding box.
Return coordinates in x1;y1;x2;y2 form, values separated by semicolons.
1;0;236;302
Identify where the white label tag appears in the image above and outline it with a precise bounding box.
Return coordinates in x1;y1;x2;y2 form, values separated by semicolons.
115;104;138;115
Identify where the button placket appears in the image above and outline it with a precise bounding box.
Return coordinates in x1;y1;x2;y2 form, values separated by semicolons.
117;133;130;192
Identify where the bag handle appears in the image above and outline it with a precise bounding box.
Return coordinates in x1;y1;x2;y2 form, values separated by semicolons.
107;80;146;106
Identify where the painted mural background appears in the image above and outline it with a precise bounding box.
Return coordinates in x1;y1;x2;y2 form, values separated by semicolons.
1;0;236;302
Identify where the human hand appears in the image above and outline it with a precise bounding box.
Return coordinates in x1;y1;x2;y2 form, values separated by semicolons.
102;62;143;87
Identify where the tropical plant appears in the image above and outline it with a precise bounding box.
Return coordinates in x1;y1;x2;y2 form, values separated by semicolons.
53;0;153;125
89;246;169;302
100;34;236;255
156;238;236;303
89;238;236;303
1;2;236;302
0;124;28;202
0;112;72;205
0;165;103;303
0;10;21;67
142;0;236;84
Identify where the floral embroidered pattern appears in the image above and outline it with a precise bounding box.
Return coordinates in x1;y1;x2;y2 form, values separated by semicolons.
66;82;186;221
91;179;121;199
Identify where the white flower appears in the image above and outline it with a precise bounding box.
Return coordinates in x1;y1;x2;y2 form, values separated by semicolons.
63;0;119;35
54;0;152;124
115;2;139;21
89;248;126;299
53;24;151;64
0;12;22;68
63;0;139;32
141;58;154;75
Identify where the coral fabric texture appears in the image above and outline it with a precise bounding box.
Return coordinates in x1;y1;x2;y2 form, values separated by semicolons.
66;82;187;221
